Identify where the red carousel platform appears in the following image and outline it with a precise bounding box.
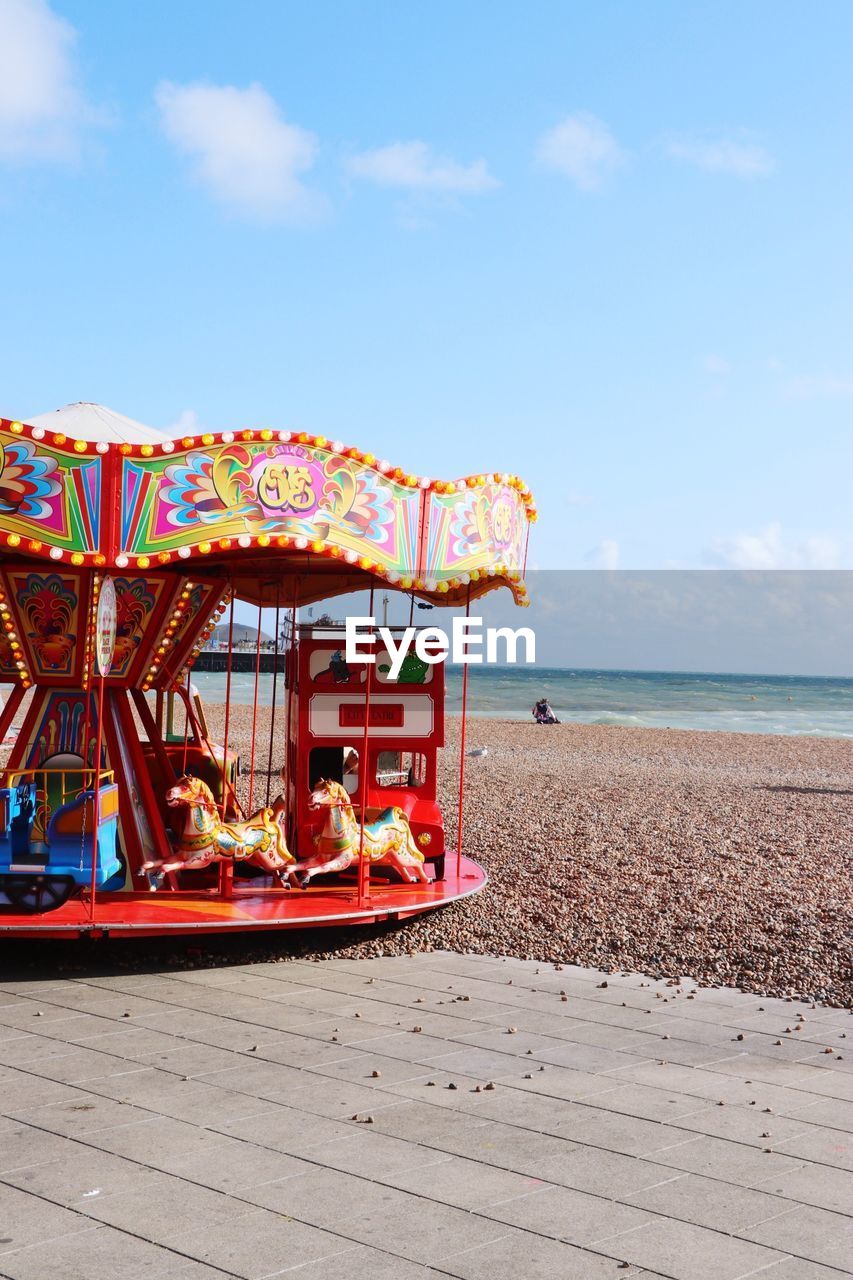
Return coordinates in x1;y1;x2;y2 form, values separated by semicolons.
0;857;487;938
0;403;533;938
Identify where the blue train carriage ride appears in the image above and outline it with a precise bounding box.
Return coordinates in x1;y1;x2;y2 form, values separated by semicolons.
0;766;123;912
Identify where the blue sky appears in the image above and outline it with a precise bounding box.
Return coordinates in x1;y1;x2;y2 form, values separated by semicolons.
308;571;853;676
1;0;851;571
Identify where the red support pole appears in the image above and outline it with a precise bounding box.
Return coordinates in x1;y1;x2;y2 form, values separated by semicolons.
246;597;264;813
181;692;191;774
265;587;281;807
143;661;244;818
79;582;96;775
220;586;235;818
455;584;472;880
356;586;375;907
0;685;25;751
218;585;235;897
131;688;178;788
88;671;107;921
284;579;298;802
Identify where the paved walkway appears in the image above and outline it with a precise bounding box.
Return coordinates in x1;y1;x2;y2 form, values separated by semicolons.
0;951;850;1280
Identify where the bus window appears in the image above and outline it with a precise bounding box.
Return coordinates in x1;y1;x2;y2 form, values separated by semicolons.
309;746;360;793
376;751;426;788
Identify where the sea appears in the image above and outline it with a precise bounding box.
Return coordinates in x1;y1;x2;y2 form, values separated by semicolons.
189;667;853;738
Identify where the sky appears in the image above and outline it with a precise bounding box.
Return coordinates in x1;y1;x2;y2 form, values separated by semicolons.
302;572;853;677
1;0;852;576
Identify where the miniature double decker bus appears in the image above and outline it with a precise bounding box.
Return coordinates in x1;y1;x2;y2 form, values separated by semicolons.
287;625;448;879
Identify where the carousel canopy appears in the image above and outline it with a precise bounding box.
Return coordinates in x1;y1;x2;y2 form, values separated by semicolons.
0;404;535;609
26;403;170;446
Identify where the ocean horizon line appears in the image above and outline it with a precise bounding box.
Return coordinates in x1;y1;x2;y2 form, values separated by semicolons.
443;663;853;682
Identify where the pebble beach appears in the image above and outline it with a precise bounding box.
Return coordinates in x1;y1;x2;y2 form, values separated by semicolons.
207;705;852;1007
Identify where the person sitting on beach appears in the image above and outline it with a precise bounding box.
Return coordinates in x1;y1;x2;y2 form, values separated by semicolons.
532;697;559;725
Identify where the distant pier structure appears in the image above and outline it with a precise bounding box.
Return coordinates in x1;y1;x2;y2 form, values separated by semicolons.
193;650;286;673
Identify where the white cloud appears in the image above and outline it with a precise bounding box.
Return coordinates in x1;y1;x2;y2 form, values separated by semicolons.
708;522;840;570
0;0;96;161
155;81;318;220
535;112;623;190
783;373;853;400
586;538;620;570
668;137;774;178
566;491;593;508
703;353;729;375
347;141;497;193
164;409;203;435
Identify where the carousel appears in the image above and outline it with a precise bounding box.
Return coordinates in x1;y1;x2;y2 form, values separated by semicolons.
0;404;534;938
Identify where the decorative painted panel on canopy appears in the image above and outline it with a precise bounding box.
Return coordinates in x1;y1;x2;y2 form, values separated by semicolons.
121;439;422;575
424;483;527;579
0;422;102;557
0;413;535;603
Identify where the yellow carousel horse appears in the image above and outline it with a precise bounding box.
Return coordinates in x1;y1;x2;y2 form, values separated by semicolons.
291;778;429;887
144;774;296;885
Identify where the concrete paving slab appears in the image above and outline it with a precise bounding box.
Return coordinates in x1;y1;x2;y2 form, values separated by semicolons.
241;1165;414;1225
282;1243;447;1280
82;1068;276;1126
7;1095;152;1136
740;1202;853;1270
87;1114;235;1164
668;1102;817;1148
785;1097;853;1132
773;1125;853;1171
477;1181;654;1244
217;1104;356;1154
0;1070;98;1111
0;951;850;1280
417;1044;546;1078
759;1260;853;1279
2;1045;150;1085
0;1223;196;1280
649;1131;809;1187
768;1162;853;1215
150;1263;236;1280
573;1080;709;1122
624;1171;799;1233
162;1134;311;1193
299;1129;450;1181
437;1227;625;1279
0;1183;94;1254
147;1209;355;1278
3;1146;164;1206
135;1040;271;1077
528;1143;681;1198
378;1151;543;1210
604;1215;786;1279
0;1121;89;1174
331;1192;511;1266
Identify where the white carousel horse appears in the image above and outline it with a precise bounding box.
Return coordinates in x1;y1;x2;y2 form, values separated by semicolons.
143;774;296;884
291;778;429;888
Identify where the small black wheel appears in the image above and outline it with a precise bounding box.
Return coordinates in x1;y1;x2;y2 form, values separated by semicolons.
433;855;446;882
4;875;76;913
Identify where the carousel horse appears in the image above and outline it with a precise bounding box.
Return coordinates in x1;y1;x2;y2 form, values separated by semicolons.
143;774;296;884
291;778;429;888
